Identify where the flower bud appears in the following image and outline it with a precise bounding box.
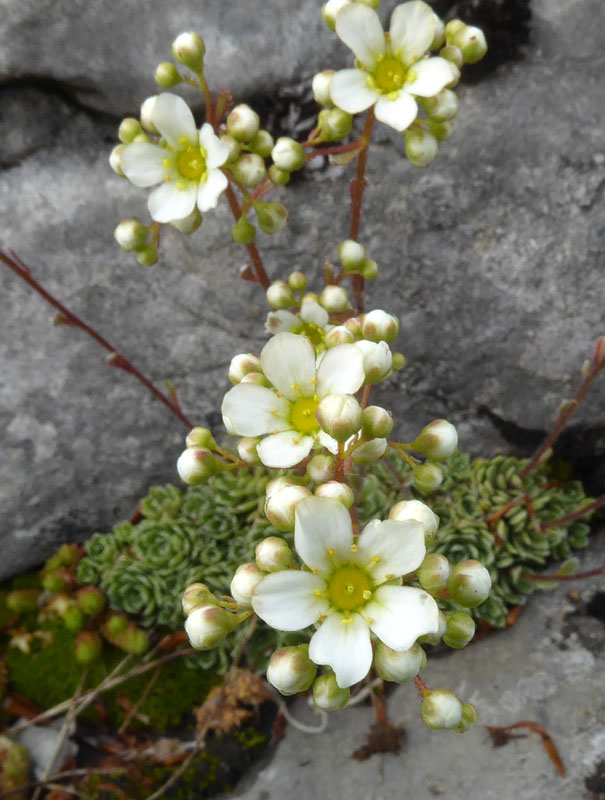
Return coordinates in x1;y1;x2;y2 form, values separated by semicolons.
448;560;492;608
361;310;399;343
155;61;182;88
118;117;142;144
240;372;270;387
445;19;465;41
139;96;159;134
232;214;257;244
266;280;295;310
451;25;487;64
120;627;150;655
228;353;262;384
63;605;86;632
6;589;40;614
227;104;260;143
430;14;446;49
75;631;103;664
106;614;128;636
319;285;349;313
321;0;352;31
265;476;303;498
389;499;440;541
182;583;219;616
170;207;203;234
312;70;335;106
76;586;106;616
109;144;125;177
440;44;463;69
338;239;366;271
413;462;443;493
343;316;363;338
268;165;290;186
392;352;406;370
362;406;393;438
313;672;350;710
265;485;313;532
420;689;463;730
306;453;335;483
404;128;438;167
231;153;266;188
272;137;305;172
237;437;261;463
317;108;353;142
255;537;293;572
430;120;455;141
220;134;240;163
255;201;288;234
249;129;275;158
267;645;317;695
443;611;476;649
42;572;67;593
185;604;238;649
177;447;217;484
359;257;379;280
171;32;205;73
418;609;446;645
421;89;458;121
454;702;478;733
288;270;307;292
186;427;217;450
416;553;451;592
135;244;158;267
114;219;148;252
325;326;354;348
230;563;264;607
315;481;354;508
316;394;362;442
375;642;426;684
413;419;458;461
356;340;393;383
58;543;81;566
351;437;387;464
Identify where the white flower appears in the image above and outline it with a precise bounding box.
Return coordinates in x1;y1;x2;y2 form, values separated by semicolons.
221;332;364;468
265;298;331;350
330;1;455;131
120;93;229;223
252;496;439;688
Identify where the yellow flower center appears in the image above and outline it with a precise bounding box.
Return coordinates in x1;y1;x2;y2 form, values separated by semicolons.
177;147;207;181
374;57;406;93
290;396;320;434
292;322;326;351
328;566;372;611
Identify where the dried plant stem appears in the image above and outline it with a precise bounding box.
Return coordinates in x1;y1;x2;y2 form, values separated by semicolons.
118;665;163;735
0;250;193;429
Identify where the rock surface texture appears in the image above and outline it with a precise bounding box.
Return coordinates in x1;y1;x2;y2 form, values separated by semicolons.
1;0;604;576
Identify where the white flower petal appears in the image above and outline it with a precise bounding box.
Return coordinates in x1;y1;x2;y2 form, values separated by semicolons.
260;332;317;401
366;585;439;651
121;143;168;187
252;570;327;630
330;69;379;114
221;383;291;437
295;496;353;573
152;93;197;148
316;343;365;397
405;57;454;97
335;4;385;69
355;519;426;582
199;123;230;168
389;1;436;65
374;93;418;132
317;429;340;455
148;181;197;223
265;310;300;335
300;299;329;327
257;430;314;468
197;168;228;212
309;612;372;688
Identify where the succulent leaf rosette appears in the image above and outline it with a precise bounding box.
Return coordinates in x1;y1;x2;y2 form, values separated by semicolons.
252;496;439;688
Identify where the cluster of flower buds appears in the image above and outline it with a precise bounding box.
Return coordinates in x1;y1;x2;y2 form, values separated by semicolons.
176;426;228;484
420;688;478;733
182;582;250;649
113;218;158;267
336;239;379;281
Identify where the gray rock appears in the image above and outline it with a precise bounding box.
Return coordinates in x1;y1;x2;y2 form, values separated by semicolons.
1;0;604;577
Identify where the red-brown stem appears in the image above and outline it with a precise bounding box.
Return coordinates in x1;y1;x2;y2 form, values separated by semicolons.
413;675;429;697
369;680;389;725
350;503;361;536
519;343;605;478
334;442;345;482
1;250;193;429
540;496;605;530
349;109;375;314
524;564;605;582
485;721;566;777
487;494;525;526
224;184;270;290
360;384;371;410
303;139;364;160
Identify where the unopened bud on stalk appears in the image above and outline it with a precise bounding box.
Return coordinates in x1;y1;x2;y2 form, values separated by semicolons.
454;702;479;733
230;563;264;606
421;89;458;121
321;0;352;31
240;371;270;387
420;689;463;730
249;129;274;158
139;96;159;133
177;447;217;484
75;631;103;664
172;32;205;72
405;129;439;167
232;214;256;244
443;611;476;649
170;207;203;234
228;353;262;384
313;672;350;710
265;485;313;532
254;201;288;234
312;70;335;106
317;108;353;142
182;583;219;616
362;406;393;438
185;604;240;649
338;239;366;271
272;137;305;172
416;553;451;593
109;144;126;177
255;537;293;572
440;44;463;69
414;419;458;461
448;560;492;608
267;645;317;695
118;117;143;144
135;244;158;267
266;280;295;310
220;134;240;163
319;285;349;313
76;586;106;616
325;326;354;348
237;437;261;463
288;270;307;291
388;499;439;540
268;165;290;186
114;219;148;252
185;427;216;450
450;24;487;63
359;258;379;280
375;642;426;684
430;120;455;141
306;453;335;483
316;394;363;442
419;609;447;645
155;61;182;88
356;340;393;383
315;481;354;508
227;104;260;143
351;437;387;464
413;462;443;493
392;352;406;370
231;153;266;188
361;310;399;343
265;476;304;498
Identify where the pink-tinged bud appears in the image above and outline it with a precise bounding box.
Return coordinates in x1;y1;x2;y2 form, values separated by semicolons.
325;326;354;349
413;462;443;494
316;394;362;442
343;316;364;339
255;537;293;572
228;353;262;384
362;406;393;438
306;454;335;483
312;672;350;710
171;32;205;72
176;447;217;484
267;645;317;695
414;419;458;461
265;485;313;532
375;642;426;684
314;481;354;508
230;563;264;607
75;631;103;664
232;153;266;188
416;553;451;593
76;586;106;616
185;605;239;649
361;310;399;343
421;689;463;730
186;427;217;450
182;583;219;616
448;560;492;608
227;104;260;143
266;280;295;310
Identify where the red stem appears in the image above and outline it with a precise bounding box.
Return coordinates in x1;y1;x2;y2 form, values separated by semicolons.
303;139;364;160
349;109;375;313
540;496;605;530
1;250;193;429
525;564;605;583
224;184;270;290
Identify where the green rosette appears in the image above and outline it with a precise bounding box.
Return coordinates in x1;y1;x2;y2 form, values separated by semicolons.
132;521;193;574
140;484;184;521
84;532;121;566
